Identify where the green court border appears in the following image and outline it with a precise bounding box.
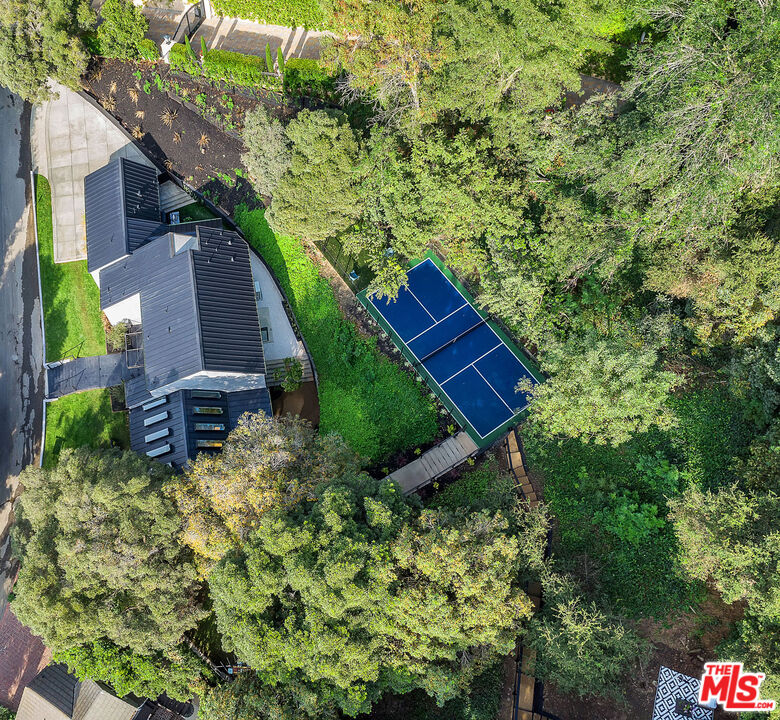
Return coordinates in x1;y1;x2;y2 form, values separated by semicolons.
357;250;544;448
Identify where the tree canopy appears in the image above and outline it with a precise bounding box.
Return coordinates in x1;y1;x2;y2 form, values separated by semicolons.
209;471;537;715
172;411;360;564
11;448;205;655
0;0;93;101
264;109;365;242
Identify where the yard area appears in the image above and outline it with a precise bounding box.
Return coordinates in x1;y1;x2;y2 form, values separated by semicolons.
35;175;105;362
43;389;130;468
35;174;129;467
236;207;440;462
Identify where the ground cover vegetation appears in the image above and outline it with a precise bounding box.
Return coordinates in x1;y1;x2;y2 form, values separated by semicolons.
235;207;439;460
42;389;129;468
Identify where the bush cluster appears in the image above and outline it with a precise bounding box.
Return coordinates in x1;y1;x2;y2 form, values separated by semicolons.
203;48;281;89
168;43;201;75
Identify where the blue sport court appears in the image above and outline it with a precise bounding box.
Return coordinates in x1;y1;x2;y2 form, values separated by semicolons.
363;257;540;441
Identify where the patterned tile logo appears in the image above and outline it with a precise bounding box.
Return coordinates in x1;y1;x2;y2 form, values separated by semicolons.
651;666;714;720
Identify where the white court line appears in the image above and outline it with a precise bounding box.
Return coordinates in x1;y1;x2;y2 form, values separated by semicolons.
406;285;436;322
438;343;502;386
473;364;515;414
406;302;469;344
369;256;537;439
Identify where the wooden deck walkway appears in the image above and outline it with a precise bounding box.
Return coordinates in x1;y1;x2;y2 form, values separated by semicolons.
498;428;548;720
387;431;479;495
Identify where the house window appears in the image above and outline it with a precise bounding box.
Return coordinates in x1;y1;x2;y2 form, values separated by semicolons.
261;326;270;342
194;422;225;432
193;406;223;415
192;390;221;399
196;439;223;449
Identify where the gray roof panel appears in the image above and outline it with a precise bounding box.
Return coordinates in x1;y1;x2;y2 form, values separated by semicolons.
121;159;163;252
85;161;125;272
193;228;264;374
26;663;78;717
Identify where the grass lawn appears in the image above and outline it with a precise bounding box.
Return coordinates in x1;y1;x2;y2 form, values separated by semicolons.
35;174;105;362
236;207;438;462
43;389;130;468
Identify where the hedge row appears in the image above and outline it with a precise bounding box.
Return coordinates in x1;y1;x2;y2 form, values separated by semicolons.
168;43;282;90
210;0;324;30
203;48;282;89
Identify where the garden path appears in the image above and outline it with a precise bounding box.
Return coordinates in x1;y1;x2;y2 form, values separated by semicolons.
386;431;478;495
30;83;155;263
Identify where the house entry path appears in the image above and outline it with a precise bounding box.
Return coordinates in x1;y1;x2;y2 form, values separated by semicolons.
46;353;140;399
31;83;155;263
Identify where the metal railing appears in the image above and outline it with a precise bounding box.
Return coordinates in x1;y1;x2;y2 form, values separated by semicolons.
172;0;206;43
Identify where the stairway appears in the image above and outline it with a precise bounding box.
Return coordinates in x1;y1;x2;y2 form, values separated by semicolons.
265;355;315;387
506;428;539;504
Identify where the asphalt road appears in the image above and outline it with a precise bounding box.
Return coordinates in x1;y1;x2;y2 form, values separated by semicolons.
0;89;43;560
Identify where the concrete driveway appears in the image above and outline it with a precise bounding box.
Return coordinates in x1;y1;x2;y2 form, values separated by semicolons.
31;84;154;263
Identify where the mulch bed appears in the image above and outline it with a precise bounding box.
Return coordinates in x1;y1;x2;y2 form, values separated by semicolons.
82;57;297;216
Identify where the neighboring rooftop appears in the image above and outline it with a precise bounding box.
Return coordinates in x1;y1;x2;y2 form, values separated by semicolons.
15;663;191;720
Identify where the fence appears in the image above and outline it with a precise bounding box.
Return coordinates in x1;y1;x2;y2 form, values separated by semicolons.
316;237;372;293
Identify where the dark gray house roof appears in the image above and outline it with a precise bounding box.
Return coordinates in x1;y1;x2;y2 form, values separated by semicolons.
85;158;166;273
87;159;274;470
22;663;77;718
194;227;265;375
100;228;265;393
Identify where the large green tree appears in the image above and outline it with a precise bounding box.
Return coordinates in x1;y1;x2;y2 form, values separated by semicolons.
209;472;536;715
0;0;94;102
242;104;291;197
12;448;205;655
172;411;359;565
525;328;681;445
526;573;649;699
545;0;780;343
266;109;365;241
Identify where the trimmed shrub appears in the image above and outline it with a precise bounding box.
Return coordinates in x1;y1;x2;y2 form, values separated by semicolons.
202;48;281;89
283;57;335;98
137;38;159;61
95;0;149;60
168;43;200;75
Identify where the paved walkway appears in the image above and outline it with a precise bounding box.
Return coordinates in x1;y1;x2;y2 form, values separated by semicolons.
46;353;139;399
30;83;154;263
192;18;324;61
387;431;478;495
